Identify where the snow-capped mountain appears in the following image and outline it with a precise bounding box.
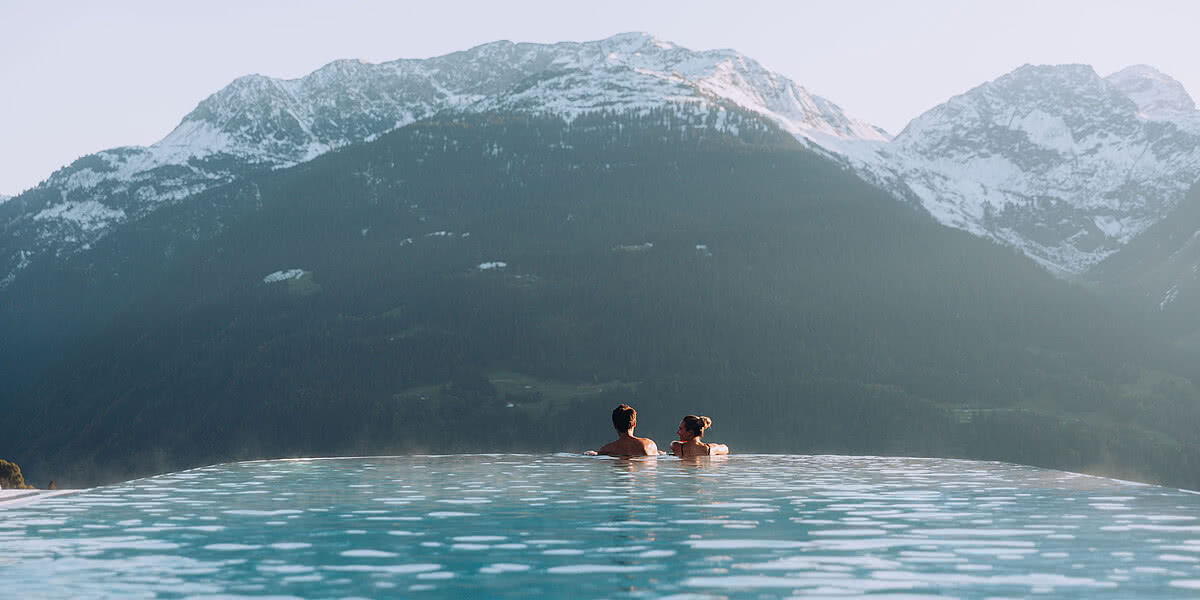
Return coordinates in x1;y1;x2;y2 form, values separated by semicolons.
845;64;1200;275
170;31;887;162
0;32;883;291
11;32;1200;288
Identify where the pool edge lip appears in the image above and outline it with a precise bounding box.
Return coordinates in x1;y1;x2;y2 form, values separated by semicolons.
0;489;81;509
33;454;1186;494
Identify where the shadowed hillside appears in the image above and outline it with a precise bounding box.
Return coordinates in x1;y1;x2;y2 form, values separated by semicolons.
5;112;1200;489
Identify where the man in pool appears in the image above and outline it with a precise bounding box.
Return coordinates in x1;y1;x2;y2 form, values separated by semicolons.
587;404;659;456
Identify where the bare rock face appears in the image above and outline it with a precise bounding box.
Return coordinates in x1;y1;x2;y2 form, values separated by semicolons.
0;459;29;489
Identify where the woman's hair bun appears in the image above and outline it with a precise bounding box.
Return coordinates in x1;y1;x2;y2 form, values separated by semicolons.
683;414;712;437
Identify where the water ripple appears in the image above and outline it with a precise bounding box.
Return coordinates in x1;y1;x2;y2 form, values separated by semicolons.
2;454;1198;598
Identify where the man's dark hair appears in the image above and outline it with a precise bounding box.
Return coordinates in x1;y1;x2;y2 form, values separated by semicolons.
612;404;636;431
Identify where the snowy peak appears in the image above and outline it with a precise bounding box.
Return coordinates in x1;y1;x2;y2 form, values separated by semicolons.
989;63;1110;103
1106;64;1196;117
874;62;1200;275
163;31;886;166
897;63;1138;154
591;30;674;54
163;73;322;164
571;33;890;141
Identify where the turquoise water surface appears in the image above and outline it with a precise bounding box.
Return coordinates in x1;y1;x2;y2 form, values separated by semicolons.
3;454;1200;598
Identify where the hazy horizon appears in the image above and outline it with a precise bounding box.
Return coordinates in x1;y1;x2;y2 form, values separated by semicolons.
3;0;1198;196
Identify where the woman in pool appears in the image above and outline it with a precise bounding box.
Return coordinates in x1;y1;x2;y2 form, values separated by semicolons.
670;415;729;457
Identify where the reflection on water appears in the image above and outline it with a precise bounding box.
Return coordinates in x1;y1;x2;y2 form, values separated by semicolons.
2;454;1200;598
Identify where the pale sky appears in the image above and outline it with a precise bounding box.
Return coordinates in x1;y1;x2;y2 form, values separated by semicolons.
3;0;1198;196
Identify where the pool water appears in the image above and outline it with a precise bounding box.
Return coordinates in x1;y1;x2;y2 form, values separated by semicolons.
3;454;1200;598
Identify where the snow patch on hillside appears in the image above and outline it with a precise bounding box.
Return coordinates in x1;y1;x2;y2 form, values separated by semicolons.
614;242;654;252
1013;110;1075;152
34;200;126;231
263;269;306;283
0;250;31;290
1160;285;1179;311
155;120;235;160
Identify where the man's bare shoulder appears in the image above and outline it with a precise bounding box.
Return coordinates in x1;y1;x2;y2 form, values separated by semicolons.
598;437;657;456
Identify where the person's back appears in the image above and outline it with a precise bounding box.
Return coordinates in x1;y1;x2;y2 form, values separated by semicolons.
597;435;657;456
672;439;728;457
592;404;658;456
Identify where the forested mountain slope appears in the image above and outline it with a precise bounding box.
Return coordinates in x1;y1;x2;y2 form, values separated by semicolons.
7;112;1199;490
1088;183;1200;347
0;32;883;398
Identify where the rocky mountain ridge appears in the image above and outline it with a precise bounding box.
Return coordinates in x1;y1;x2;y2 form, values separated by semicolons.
838;63;1200;275
0;32;883;291
7;34;1200;290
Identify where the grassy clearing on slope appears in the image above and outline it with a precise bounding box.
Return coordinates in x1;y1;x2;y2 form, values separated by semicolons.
487;370;639;406
389;372;638;408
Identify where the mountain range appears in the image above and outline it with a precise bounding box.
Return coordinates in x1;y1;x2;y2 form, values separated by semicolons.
8;35;1200;294
0;33;882;293
4;33;1200;488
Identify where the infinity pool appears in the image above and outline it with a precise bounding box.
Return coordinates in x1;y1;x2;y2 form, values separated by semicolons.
3;454;1200;598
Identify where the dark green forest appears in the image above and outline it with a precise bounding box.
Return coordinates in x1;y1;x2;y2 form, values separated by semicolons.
1089;182;1200;349
5;111;1200;489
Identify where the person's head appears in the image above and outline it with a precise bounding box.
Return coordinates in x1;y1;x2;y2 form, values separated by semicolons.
677;415;712;440
612;404;637;432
